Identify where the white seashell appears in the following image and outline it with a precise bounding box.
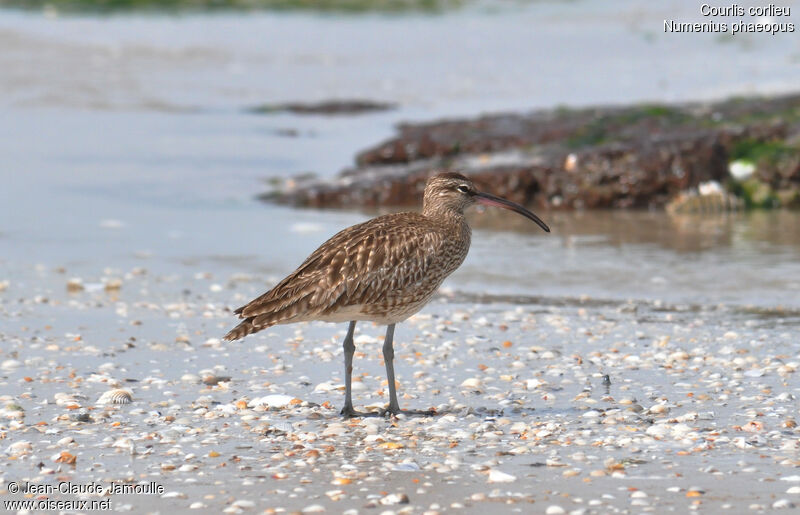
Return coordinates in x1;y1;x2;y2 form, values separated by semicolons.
649;404;669;414
54;392;81;406
460;377;483;389
1;360;22;371
162;491;188;499
671;423;693;437
313;381;341;393
525;378;546;390
354;334;378;345
729;159;755;180
112;438;134;450
646;425;670;438
248;394;294;409
97;389;133;405
7;440;32;455
322;423;347;437
668;351;689;362
487;469;517;483
674;412;699;423
380;493;409;505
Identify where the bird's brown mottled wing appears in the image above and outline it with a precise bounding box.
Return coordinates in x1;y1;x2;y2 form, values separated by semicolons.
223;213;448;340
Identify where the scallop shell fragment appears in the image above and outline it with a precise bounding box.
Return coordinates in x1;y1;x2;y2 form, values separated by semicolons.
97;389;133;405
54;392;84;407
7;440;33;456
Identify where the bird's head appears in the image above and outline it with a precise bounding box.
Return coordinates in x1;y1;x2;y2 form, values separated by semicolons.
422;172;550;233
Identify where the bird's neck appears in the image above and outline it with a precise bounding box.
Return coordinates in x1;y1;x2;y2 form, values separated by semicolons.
422;203;465;224
422;205;471;240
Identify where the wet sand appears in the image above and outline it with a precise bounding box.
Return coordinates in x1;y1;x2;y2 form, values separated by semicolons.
1;267;799;513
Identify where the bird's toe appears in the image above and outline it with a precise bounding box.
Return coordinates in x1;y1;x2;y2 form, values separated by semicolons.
340;406;381;419
380;407;436;418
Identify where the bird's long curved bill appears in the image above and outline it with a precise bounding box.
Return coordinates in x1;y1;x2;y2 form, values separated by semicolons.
474;192;551;233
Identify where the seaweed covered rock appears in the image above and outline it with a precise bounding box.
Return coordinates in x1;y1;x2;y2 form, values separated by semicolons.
266;94;800;210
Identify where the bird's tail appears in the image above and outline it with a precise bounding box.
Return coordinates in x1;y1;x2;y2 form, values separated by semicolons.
223;317;259;341
223;292;315;342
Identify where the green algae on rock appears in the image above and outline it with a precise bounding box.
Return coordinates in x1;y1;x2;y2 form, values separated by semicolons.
266;94;800;211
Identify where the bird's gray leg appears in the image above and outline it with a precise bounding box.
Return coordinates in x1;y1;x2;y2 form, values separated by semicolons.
382;324;401;414
380;324;436;418
340;321;359;418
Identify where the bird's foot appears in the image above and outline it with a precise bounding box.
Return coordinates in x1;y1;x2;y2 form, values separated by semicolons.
380;406;437;418
340;405;381;419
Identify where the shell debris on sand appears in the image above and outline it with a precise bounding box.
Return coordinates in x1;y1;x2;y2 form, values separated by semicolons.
66;277;85;292
3;263;799;514
248;394;296;409
96;389;134;405
487;469;517;483
104;277;123;292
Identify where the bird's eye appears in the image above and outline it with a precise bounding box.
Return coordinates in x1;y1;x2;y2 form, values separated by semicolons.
456;185;470;194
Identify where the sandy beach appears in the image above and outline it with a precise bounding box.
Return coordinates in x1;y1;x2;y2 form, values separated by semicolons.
2;271;799;513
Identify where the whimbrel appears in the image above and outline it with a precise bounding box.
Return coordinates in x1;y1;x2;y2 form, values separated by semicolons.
224;172;550;417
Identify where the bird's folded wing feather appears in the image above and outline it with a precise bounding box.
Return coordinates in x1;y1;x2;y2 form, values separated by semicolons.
235;214;442;322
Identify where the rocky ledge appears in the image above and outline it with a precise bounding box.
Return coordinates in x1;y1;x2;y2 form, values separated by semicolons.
265;94;800;210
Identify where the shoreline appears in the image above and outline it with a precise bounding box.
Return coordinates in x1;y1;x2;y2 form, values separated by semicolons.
1;286;798;513
266;93;800;212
